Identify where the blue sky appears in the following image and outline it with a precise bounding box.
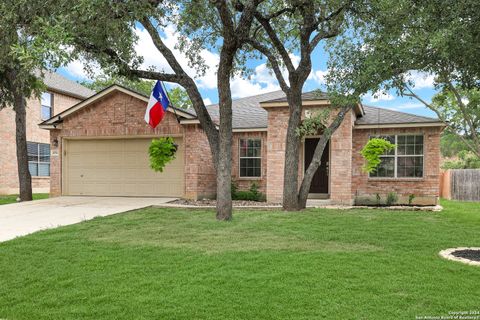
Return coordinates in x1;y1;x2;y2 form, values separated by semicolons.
57;25;438;119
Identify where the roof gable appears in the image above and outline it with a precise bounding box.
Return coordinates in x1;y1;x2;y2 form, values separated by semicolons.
39;85;195;128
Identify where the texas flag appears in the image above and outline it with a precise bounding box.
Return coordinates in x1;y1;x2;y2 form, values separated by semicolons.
145;81;170;129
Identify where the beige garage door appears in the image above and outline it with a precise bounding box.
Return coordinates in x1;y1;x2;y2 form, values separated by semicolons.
64;138;184;197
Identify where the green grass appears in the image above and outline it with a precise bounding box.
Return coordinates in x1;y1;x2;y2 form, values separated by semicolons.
0;193;49;205
0;200;479;319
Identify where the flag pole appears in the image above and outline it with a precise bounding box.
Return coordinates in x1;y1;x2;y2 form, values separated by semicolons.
161;81;181;124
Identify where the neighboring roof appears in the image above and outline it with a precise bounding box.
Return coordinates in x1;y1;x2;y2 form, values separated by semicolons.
355;105;443;126
41;71;96;99
40;84;195;128
199;90;286;129
261;90;328;103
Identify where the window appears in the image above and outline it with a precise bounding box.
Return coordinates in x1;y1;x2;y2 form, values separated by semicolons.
41;92;53;120
239;139;261;177
27;142;50;176
369;134;424;178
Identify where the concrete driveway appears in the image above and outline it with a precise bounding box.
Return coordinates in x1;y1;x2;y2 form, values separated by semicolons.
0;196;176;242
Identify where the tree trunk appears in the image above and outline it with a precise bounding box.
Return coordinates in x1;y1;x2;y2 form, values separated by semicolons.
282;88;303;211
12;84;33;201
297;106;350;209
215;44;235;221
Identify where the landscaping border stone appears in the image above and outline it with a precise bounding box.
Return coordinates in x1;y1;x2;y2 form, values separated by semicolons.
439;247;480;267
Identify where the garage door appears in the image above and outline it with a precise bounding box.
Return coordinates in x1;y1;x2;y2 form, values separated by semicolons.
64;138;184;197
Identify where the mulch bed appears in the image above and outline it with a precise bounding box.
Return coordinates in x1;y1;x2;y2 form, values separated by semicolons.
169;199;280;207
451;249;480;262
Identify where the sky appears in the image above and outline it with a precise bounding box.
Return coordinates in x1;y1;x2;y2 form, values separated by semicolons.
57;25;438;119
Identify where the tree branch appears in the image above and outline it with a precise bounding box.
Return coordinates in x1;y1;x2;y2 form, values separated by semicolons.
245;39;289;92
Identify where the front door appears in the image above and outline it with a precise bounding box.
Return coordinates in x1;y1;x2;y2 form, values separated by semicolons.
304;138;329;194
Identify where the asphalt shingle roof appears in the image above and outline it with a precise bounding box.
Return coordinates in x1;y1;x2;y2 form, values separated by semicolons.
260;90;328;103
182;91;441;129
185;90;286;129
42;71;96;99
356;105;440;125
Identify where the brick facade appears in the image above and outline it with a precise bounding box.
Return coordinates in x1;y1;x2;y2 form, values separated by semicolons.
49;91;184;197
0;91;81;194
43;88;443;205
352;126;442;205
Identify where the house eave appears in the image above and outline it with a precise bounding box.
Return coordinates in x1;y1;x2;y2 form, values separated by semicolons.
354;122;446;129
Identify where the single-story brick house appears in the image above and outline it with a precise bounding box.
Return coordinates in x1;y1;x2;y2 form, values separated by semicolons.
40;84;445;205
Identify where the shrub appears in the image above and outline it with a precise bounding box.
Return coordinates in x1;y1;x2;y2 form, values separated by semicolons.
375;193;381;206
386;192;398;206
408;194;416;205
232;182;266;202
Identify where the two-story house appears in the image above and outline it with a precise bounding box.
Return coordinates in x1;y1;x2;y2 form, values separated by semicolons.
0;71;95;194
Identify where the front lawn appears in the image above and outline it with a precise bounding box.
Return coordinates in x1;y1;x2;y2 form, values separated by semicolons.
0;200;479;319
0;193;49;205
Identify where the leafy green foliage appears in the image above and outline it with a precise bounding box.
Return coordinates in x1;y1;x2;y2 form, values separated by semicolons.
0;0;73;108
231;182;266;202
442;151;480;169
360;138;396;173
148;137;177;173
296;108;331;137
386;192;398;206
81;75;155;96
408;194;415;206
441;131;472;158
168;86;193;110
431;87;480;157
327;0;480;111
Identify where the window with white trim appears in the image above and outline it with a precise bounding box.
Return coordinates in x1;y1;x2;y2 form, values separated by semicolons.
239;138;261;177
27;142;50;177
41;92;53;120
369;134;424;178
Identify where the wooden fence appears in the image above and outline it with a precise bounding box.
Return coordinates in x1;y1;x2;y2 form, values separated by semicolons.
440;169;480;201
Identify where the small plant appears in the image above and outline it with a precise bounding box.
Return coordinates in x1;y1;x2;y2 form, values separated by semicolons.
386;192;398;206
408;194;416;205
375;193;381;206
360;138;396;173
231;181;266;202
231;181;238;198
149;137;178;172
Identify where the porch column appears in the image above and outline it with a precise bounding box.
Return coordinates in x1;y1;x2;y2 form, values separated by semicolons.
265;107;289;202
330;110;354;205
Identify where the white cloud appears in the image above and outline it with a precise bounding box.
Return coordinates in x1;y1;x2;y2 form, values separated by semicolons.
230;63;281;98
388;102;425;110
308;69;328;85
203;98;213;106
64;59;102;80
406;71;435;89
363;90;395;102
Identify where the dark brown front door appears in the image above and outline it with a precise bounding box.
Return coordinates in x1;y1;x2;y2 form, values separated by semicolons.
304;138;329;194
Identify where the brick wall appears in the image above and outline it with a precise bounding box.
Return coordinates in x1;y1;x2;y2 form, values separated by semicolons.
0;91;81;194
351;126;442;205
183;124;216;199
265;108;289;202
330;109;355;204
264;105;356;204
49;90;184;197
